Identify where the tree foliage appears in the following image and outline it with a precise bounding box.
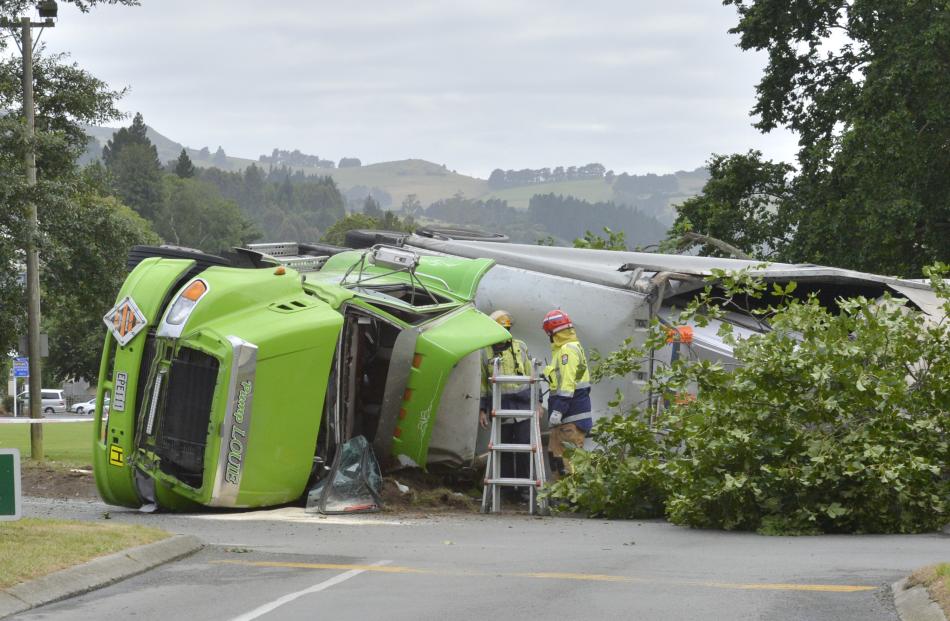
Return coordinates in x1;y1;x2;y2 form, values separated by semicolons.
673;1;950;276
320;212;414;246
0;30;157;381
573;227;628;251
159;176;258;253
548;267;950;534
670;151;792;258
530;193;665;249
173;148;195;178
102;112;165;220
199;165;345;242
0;1;139;19
41;174;158;381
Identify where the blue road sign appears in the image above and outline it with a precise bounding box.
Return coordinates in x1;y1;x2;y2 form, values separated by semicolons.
13;357;28;378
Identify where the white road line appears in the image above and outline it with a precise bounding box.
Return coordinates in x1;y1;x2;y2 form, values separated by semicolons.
229;559;392;621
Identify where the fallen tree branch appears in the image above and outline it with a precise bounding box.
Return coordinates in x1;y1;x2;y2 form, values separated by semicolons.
676;232;753;260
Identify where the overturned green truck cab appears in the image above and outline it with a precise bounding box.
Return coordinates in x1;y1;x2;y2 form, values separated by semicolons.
93;244;509;510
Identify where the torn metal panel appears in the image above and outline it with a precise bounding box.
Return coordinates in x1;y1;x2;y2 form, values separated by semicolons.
887;283;946;319
425;351;483;467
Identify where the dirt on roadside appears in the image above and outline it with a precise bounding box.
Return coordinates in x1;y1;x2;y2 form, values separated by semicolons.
20;461;486;514
21;462;99;500
379;470;481;514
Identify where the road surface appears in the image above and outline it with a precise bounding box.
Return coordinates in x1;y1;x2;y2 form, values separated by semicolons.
17;497;949;620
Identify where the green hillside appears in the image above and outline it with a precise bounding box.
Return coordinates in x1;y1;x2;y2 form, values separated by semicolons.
83;124;257;172
484;179;615;209
82;124;706;223
295;159;489;207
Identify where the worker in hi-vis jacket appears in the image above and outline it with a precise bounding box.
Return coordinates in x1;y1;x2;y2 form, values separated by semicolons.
541;309;592;478
480;310;533;488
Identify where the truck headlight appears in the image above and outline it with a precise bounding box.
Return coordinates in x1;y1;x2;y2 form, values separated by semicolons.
157;279;208;338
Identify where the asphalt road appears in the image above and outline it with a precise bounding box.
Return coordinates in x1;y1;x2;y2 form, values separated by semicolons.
18;497;949;621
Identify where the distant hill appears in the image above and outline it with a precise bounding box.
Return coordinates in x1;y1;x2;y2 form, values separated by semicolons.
82;124;706;224
83;124;257;172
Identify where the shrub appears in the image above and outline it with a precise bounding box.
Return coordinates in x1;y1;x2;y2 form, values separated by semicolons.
547;264;950;534
545;413;667;519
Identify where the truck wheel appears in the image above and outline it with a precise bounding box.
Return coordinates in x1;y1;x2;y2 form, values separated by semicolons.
127;245;231;273
344;230;410;249
414;226;509;243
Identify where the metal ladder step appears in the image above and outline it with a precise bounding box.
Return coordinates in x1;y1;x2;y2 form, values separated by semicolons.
490;375;540;385
493;409;534;419
484;477;541;487
489;443;538;453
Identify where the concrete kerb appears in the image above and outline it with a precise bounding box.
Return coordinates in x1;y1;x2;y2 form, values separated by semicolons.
0;534;203;619
892;578;948;621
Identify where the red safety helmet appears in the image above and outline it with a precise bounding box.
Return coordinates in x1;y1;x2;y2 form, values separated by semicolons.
542;309;573;336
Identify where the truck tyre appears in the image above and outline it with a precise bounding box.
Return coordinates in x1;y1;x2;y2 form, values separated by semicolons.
127;245;231;273
414;226;509;243
344;229;410;249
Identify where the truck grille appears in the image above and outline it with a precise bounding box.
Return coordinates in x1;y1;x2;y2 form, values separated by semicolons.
155;347;219;487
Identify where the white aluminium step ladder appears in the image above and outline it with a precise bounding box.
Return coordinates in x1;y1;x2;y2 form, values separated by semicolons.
481;358;548;515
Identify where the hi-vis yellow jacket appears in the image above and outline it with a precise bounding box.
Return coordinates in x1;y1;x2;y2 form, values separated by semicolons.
480;338;531;401
544;328;591;423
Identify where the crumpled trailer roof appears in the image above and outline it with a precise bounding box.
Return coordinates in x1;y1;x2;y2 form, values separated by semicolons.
404;236;944;320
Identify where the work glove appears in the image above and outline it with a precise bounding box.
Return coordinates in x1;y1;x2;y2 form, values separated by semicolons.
548;410;563;426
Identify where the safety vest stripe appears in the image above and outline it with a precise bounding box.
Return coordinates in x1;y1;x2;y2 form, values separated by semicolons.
562;412;591;424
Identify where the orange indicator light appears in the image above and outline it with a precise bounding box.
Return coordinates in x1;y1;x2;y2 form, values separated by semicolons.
182;280;208;301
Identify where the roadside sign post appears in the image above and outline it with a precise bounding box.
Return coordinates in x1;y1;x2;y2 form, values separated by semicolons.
0;449;22;521
12;358;28;419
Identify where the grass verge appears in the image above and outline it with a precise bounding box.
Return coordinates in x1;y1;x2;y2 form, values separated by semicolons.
0;421;93;468
907;563;950;617
0;518;168;589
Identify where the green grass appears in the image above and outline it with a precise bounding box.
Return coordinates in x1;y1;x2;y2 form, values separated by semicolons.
0;421;94;467
0;518;168;589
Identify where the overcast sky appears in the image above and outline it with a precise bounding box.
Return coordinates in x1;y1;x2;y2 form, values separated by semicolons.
42;0;797;178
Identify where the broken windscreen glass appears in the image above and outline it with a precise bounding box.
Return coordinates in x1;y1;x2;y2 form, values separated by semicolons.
305;435;383;514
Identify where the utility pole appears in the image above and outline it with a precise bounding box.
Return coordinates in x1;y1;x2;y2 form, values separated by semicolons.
2;3;57;460
21;16;44;461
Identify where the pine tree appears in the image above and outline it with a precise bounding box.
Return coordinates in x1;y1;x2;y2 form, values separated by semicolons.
102;113;164;220
173;149;196;178
362;195;383;218
102;112;153;168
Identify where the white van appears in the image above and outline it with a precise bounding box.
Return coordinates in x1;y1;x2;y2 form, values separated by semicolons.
17;389;67;414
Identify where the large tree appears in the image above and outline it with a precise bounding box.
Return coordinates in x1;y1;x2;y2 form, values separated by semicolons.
0;1;156;381
674;1;950;276
103;112;164;220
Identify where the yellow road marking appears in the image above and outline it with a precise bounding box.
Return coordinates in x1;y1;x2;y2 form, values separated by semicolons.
213;560;875;593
